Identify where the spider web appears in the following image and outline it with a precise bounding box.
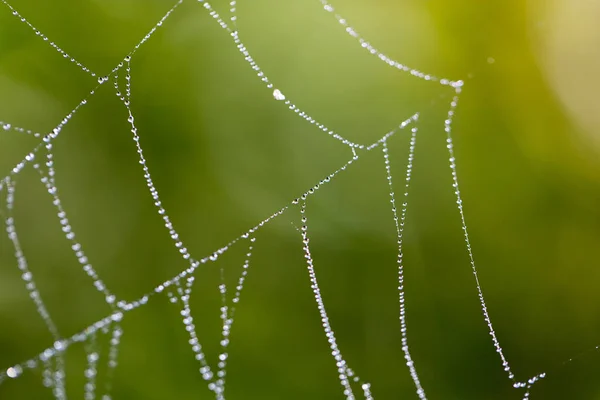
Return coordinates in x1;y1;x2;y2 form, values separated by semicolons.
0;0;595;399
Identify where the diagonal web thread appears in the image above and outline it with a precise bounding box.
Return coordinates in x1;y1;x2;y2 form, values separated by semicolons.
0;0;578;399
0;0;97;77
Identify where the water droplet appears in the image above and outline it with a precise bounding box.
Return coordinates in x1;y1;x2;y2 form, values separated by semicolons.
6;366;21;378
53;340;66;351
273;89;285;101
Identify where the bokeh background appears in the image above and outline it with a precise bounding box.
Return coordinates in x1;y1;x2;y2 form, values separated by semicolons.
1;0;600;399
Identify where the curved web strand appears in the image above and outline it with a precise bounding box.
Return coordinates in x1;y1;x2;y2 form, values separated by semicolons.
1;178;67;398
443;90;546;399
317;0;461;88
0;0;97;77
2;178;60;340
382;127;427;400
32;147;117;304
196;0;364;149
112;60;205;284
298;199;373;400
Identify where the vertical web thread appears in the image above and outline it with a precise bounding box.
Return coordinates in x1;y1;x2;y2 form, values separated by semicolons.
1;177;66;398
382;127;427;400
443;89;514;375
444;88;546;397
299;199;374;400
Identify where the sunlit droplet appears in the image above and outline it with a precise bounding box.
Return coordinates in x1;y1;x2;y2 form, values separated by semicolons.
6;366;21;378
272;89;285;101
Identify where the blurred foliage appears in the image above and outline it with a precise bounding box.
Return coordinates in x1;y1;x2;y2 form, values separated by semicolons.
1;0;600;399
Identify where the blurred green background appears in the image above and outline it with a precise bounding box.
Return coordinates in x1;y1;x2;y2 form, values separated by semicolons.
1;0;600;399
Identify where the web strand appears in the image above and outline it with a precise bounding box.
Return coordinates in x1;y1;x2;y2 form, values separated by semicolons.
298;199;373;400
34;149;117;304
83;332;98;400
173;277;217;386
197;0;364;149
318;0;461;88
0;0;97;77
1;121;42;137
1;178;66;396
7;83;100;181
113;61;201;274
109;0;183;76
214;237;256;398
443;89;546;398
382;127;427;399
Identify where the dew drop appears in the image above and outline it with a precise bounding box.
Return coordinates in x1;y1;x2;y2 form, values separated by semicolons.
272;89;285;101
6;366;21;378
